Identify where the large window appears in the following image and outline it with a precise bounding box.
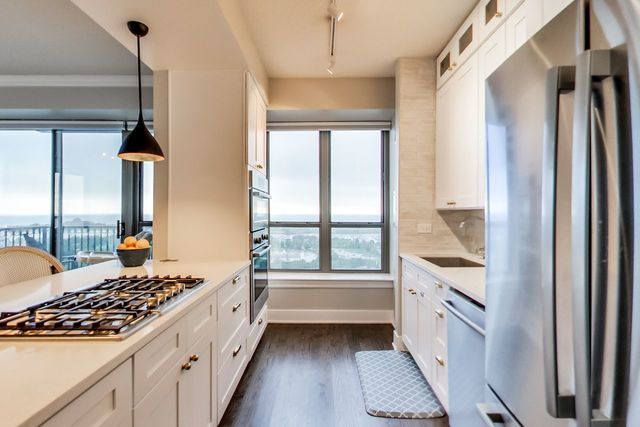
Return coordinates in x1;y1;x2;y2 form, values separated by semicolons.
269;129;388;272
0;128;152;270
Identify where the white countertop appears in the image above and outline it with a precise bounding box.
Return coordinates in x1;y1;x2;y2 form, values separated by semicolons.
0;259;250;427
400;252;486;305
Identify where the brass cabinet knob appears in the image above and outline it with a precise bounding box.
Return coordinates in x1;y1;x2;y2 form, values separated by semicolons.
233;345;242;357
434;281;444;289
232;275;241;285
435;309;444;319
181;362;192;371
232;302;242;312
408;288;417;295
495;11;503;18
258;318;263;325
435;356;445;366
190;354;199;362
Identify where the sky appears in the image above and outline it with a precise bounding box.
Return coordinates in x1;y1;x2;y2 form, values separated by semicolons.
0;130;140;220
269;130;382;222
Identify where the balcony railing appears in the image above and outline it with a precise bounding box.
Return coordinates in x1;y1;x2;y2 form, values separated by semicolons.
0;225;118;269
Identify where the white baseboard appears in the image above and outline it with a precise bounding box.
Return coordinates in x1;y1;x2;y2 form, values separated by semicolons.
392;329;407;351
268;309;394;324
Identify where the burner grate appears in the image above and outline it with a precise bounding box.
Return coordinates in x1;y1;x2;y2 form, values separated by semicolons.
0;275;205;338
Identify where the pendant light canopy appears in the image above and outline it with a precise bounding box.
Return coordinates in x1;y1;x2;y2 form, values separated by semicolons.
118;21;165;162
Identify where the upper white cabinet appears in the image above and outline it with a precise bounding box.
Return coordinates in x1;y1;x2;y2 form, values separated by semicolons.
506;0;542;57
542;0;573;26
246;73;267;175
435;53;480;209
479;0;506;41
435;0;551;209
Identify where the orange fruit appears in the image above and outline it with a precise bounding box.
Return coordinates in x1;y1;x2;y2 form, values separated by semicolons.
117;243;127;250
136;239;150;249
123;236;137;247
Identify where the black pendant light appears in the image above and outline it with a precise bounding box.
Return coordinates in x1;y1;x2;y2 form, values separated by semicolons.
118;21;165;162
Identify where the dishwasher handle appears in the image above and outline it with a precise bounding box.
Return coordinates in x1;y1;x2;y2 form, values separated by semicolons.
442;299;485;337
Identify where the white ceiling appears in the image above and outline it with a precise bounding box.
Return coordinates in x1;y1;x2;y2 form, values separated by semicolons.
0;0;151;75
239;0;476;78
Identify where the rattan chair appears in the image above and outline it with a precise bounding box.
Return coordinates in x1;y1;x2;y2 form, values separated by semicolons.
0;246;64;287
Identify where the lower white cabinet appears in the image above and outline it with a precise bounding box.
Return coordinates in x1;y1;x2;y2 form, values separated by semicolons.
401;261;450;410
42;360;132;427
42;265;262;427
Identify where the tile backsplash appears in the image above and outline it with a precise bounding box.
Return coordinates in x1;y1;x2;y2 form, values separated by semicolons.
438;209;485;255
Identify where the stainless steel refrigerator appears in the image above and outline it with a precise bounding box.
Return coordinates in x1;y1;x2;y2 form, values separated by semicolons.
483;0;640;426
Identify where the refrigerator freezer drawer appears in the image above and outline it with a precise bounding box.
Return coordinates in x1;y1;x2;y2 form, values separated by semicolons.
477;386;521;427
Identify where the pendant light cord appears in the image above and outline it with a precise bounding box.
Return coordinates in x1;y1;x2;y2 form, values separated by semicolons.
136;35;143;121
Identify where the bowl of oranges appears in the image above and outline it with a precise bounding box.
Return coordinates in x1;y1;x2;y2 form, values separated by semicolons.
116;235;151;267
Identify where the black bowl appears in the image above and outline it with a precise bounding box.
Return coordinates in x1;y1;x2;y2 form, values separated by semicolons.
116;247;150;267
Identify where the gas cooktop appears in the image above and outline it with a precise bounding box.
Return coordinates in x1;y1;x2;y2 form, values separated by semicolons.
0;275;205;340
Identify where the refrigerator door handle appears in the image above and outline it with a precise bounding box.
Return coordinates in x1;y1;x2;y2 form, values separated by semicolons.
541;65;576;419
572;48;633;427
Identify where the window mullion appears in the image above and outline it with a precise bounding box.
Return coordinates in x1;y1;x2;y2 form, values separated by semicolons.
319;130;331;272
51;131;63;259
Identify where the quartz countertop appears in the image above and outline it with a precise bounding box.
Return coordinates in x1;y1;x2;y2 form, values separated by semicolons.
400;252;485;305
0;259;250;427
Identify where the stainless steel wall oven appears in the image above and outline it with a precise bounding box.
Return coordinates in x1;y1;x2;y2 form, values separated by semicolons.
249;171;269;323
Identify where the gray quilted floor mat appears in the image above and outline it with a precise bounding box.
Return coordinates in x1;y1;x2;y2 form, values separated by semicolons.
354;350;446;419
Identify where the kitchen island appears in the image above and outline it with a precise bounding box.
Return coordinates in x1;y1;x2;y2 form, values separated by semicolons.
0;258;258;427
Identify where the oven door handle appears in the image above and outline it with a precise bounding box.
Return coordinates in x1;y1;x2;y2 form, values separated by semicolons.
252;190;272;199
252;245;271;258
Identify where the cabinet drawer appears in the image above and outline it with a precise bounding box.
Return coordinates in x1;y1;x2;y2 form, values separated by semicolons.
134;320;188;405
43;359;132;427
218;270;247;309
218;282;248;358
217;327;247;422
434;300;448;350
248;304;268;356
402;262;419;285
186;292;216;349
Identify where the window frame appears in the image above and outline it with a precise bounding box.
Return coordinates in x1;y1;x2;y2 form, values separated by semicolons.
268;128;390;273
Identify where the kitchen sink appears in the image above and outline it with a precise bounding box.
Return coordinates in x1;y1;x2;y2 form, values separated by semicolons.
420;257;483;268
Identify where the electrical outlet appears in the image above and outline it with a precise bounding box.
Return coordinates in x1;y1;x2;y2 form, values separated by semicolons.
417;223;432;234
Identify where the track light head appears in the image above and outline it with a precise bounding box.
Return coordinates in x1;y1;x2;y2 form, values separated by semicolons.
327;59;336;76
327;3;344;22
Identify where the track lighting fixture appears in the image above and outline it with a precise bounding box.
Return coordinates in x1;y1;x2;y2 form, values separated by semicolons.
327;2;344;22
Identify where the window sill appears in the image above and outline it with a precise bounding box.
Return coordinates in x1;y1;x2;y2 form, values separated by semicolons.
268;272;394;289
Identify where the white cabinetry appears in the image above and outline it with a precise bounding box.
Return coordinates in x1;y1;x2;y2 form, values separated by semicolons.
505;0;542;56
42;360;132;427
435;53;480;209
246;73;267;175
401;262;450;410
542;0;573;26
479;0;506;41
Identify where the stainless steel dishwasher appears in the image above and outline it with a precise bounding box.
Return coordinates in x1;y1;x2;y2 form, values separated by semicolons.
442;288;486;427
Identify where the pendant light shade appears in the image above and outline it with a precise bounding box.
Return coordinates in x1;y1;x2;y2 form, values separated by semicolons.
118;20;165;162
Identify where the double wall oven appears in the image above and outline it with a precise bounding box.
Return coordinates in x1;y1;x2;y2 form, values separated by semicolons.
249;171;270;323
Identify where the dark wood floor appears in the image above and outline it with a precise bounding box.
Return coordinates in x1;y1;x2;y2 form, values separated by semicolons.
220;324;449;427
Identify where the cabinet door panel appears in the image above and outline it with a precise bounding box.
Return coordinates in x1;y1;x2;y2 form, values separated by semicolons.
506;0;542;58
43;360;132;427
542;0;573;25
255;95;267;174
450;54;479;207
133;362;180;427
435;79;455;209
402;286;418;351
479;0;506;42
416;291;432;381
246;75;258;168
180;336;214;427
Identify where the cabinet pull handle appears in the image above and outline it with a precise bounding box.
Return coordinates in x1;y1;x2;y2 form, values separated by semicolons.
232;275;241;285
494;11;503;18
258;318;263;325
435;356;445;366
232;302;242;312
181;362;192;371
434;281;444;289
408;288;417;295
256;164;264;169
233;345;242;357
190;354;199;362
435;309;445;319
447;200;457;206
